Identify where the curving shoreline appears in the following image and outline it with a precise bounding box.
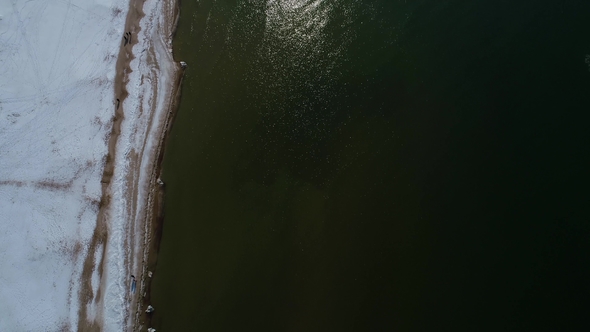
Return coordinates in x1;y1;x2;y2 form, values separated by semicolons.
117;0;183;330
80;0;183;330
127;0;184;327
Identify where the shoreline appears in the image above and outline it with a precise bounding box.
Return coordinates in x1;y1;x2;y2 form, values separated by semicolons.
120;0;183;330
133;60;183;331
78;0;183;330
130;18;184;330
121;0;183;330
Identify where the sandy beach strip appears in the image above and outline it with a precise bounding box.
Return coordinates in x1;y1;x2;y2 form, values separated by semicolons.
77;0;182;330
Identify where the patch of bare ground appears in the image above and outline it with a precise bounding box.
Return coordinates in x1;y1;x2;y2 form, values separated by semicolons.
77;0;145;330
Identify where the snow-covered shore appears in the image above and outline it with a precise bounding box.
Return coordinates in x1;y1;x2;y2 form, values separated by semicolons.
0;0;180;330
105;0;181;330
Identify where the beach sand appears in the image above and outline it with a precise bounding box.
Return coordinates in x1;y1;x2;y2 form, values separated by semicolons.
77;0;182;330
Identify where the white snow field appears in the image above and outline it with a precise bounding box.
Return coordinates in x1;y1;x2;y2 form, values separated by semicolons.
0;0;179;330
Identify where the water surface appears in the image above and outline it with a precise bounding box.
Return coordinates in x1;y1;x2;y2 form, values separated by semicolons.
151;1;590;330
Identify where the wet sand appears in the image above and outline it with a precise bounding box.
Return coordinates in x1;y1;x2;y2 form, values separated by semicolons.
77;0;183;330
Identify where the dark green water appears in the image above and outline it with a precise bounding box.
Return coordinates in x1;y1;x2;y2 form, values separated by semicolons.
151;0;590;330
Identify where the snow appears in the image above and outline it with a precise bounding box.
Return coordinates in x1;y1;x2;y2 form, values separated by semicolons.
0;0;178;330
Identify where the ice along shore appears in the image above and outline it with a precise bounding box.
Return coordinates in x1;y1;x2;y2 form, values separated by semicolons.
0;0;182;330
